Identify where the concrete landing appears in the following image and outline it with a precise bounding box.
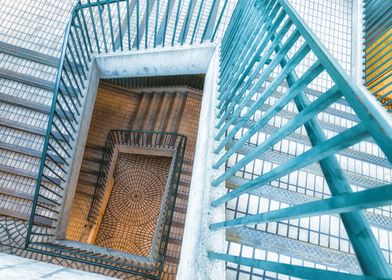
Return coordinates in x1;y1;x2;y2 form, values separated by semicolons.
0;253;114;279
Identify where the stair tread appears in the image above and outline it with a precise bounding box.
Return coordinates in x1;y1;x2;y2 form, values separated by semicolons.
228;141;387;189
236;121;390;168
0;163;61;185
0;41;59;68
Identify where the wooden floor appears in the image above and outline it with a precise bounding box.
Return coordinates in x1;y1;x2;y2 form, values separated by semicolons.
95;153;171;257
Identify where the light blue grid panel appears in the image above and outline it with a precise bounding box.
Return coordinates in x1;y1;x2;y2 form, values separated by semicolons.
0;0;74;56
288;0;353;75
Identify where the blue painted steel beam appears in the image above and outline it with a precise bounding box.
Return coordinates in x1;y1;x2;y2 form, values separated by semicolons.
279;0;392;163
211;122;368;207
213;61;324;171
212;85;342;186
215;42;309;150
211;184;392;230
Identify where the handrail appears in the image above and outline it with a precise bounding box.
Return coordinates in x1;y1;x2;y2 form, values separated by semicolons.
209;0;392;278
25;1;81;247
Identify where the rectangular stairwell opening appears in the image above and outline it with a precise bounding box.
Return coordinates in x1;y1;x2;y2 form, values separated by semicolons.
23;45;218;279
55;74;203;276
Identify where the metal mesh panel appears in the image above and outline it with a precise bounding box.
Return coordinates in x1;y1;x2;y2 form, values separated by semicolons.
0;0;74;56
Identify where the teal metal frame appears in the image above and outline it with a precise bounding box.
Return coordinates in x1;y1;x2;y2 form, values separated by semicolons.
209;0;392;279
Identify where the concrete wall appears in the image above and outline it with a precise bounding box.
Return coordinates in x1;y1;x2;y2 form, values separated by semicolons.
176;46;226;280
96;44;216;79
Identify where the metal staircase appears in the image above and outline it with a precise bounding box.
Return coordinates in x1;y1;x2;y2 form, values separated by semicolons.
1;0;392;279
0;0;227;278
207;0;392;279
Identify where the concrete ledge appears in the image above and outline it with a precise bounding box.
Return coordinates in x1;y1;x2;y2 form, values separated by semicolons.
0;253;114;279
96;43;216;79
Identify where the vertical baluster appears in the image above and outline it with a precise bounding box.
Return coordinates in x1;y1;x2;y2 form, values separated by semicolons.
180;0;194;45
87;0;101;53
210;0;229;42
171;0;182;46
75;9;92;60
201;0;218;42
145;0;149;48
116;0;123;51
97;0;108;52
126;0;131;50
136;0;140;49
154;0;159;47
190;0;204;44
106;0;116;51
162;0;171;47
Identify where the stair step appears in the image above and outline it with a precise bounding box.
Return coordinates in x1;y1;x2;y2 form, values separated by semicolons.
0;207;52;227
237;91;376;145
181;170;192;177
0;109;69;141
228;141;387;189
174;206;187;214
0;68;54;92
226;226;360;274
0;68;79;97
0;92;73;120
77;178;97;187
0;162;61;185
153;92;170;132
226;174;392;232
132;93;152;130
0;41;59;68
164;256;180;265
0;186;58;206
0;141;64;164
237;120;391;169
80;168;102;177
0;195;53;227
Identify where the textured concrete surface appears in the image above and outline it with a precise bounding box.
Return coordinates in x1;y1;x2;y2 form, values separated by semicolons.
0;253;114;279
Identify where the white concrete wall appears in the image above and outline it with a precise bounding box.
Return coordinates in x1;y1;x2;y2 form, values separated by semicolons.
96;44;216;79
176;46;226;280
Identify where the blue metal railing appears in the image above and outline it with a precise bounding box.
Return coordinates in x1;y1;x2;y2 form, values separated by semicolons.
25;0;229;273
209;0;392;279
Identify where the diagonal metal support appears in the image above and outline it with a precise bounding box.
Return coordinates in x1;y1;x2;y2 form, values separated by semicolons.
275;19;392;279
211;122;368;206
211;184;392;230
